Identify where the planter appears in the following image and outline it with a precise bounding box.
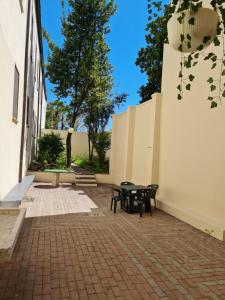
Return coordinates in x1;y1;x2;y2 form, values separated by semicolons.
167;8;219;53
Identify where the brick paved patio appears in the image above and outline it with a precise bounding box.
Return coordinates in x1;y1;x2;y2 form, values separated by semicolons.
1;184;225;300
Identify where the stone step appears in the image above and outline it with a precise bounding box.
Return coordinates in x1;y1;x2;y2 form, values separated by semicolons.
75;178;97;183
75;174;96;179
76;183;97;187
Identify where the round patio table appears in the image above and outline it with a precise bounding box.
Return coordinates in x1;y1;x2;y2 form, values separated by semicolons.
44;169;69;187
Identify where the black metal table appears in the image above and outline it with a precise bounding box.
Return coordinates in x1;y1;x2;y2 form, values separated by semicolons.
116;185;151;214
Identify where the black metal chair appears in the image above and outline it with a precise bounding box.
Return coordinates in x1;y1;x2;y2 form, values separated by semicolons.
135;189;152;217
111;187;124;213
120;182;135;212
147;184;159;209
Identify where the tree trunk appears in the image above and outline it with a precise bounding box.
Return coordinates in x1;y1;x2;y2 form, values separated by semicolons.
90;144;94;161
88;132;91;161
61;115;64;130
66;132;72;168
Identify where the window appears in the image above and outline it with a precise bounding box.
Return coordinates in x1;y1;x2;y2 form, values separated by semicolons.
19;0;24;13
12;66;20;123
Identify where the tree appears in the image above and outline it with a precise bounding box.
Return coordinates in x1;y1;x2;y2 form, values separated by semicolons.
84;94;127;161
45;100;70;130
136;1;173;103
44;0;116;167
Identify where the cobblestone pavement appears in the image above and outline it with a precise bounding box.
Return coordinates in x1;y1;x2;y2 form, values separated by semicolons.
1;184;225;300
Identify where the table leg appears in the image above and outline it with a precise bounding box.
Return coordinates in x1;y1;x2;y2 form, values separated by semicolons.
56;173;60;187
52;173;60;187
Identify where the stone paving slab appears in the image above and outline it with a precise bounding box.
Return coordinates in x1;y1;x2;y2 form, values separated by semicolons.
0;184;225;299
20;184;97;218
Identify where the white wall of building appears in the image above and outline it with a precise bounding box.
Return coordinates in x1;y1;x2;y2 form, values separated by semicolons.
0;0;47;200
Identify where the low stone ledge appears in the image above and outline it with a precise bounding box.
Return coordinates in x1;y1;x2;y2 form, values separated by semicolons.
0;208;26;262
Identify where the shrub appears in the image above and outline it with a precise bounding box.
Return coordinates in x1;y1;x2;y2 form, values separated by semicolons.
38;132;64;165
93;132;111;168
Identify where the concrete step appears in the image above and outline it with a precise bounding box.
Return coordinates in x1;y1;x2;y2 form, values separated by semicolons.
76;183;97;187
74;174;97;187
75;174;95;178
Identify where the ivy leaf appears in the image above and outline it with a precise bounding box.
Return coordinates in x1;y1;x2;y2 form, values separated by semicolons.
203;36;211;44
197;44;204;51
210;85;216;91
193;62;198;66
214;36;220;46
223;60;225;66
178;44;183;52
211;101;218;108
189;74;195;81
211;63;217;69
208;97;213;101
177;16;184;24
179;71;183;78
222;90;225;97
194;53;199;59
222;70;225;76
204;53;214;60
187;42;191;49
188;17;195;25
211;55;217;62
187;34;191;40
177;94;182;100
186;84;191;90
207;77;213;84
180;34;185;42
177;84;181;91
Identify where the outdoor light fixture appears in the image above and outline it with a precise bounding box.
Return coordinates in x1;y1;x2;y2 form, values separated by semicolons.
68;128;74;134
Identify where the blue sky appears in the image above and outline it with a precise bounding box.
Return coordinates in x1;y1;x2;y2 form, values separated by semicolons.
41;0;149;122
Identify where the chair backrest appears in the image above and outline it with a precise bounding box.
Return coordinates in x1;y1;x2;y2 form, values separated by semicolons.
120;182;134;186
147;184;159;198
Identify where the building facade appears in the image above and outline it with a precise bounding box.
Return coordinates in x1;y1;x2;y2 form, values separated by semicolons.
0;0;47;200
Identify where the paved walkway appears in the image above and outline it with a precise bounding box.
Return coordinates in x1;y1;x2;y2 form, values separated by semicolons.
21;184;97;218
1;184;225;299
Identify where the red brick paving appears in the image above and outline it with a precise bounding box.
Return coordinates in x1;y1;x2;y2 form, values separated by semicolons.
1;184;225;299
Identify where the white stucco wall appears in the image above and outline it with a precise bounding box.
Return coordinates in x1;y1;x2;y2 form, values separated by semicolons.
0;0;46;200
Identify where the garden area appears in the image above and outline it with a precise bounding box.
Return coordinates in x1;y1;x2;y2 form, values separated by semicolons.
32;131;110;174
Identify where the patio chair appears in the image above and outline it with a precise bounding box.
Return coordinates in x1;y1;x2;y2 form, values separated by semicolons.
120;182;135;212
147;184;159;209
111;187;124;214
136;189;152;217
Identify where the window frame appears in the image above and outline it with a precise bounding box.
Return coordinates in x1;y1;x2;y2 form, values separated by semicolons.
12;65;20;124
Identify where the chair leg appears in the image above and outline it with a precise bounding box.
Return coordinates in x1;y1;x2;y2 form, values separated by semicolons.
114;201;117;214
154;197;157;209
111;198;113;210
120;199;123;209
149;201;152;216
139;202;143;218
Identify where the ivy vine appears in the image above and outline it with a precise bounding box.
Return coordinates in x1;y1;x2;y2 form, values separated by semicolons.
148;0;225;108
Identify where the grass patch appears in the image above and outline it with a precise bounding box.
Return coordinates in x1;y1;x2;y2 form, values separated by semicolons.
72;155;109;174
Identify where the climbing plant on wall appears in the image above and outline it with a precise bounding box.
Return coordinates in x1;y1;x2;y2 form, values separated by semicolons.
147;0;225;108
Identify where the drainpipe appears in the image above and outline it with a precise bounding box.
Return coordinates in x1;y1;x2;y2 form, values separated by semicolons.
19;0;31;182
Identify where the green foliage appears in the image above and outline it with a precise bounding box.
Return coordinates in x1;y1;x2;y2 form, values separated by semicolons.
44;0;117;127
45;100;70;130
136;1;174;103
140;0;225;108
93;132;111;168
73;155;109;173
38;132;64;165
55;151;67;169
